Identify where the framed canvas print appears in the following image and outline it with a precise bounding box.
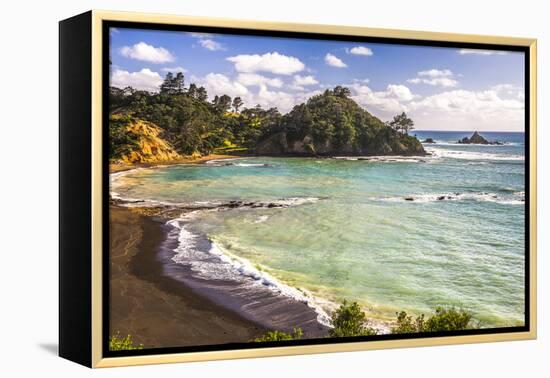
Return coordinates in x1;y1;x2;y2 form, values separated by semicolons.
59;10;537;368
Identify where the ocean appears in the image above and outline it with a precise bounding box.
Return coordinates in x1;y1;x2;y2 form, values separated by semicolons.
111;131;526;330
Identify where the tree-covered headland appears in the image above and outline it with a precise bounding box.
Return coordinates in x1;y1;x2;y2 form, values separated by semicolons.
109;72;425;163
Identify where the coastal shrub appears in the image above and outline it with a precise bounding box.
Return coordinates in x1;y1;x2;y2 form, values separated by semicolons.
391;307;473;334
255;328;303;342
424;307;473;332
109;332;144;351
392;311;426;334
329;300;378;337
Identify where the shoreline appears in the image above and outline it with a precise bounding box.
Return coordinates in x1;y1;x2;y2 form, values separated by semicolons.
109;204;268;348
108;155;399;337
109;153;239;173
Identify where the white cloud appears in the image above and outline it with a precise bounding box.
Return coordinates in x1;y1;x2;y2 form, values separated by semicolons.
236;73;283;88
293;75;319;86
199;73;249;98
408;88;524;130
407;68;459;87
348;46;373;56
198;38;225;51
324;53;347;68
227;52;305;75
161;66;187;73
110;68;164;92
350;83;417;115
189;32;214;39
120;42;174;64
418;69;453;78
458;49;508;56
352;78;370;84
194;73;320;113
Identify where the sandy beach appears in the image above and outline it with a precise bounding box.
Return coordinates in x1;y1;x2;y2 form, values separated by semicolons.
109;205;267;348
109;153;238;173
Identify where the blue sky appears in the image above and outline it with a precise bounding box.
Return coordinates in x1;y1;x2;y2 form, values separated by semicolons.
110;27;525;131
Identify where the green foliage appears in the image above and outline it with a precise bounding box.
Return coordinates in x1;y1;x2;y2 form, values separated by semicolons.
255;328;303;342
388;112;414;135
391;307;473;334
329;300;378;337
160;72;185;95
109;115;139;161
392;311;426;334
278;87;413;154
109;75;423;158
109;332;143;351
232;96;244;112
424;307;473;332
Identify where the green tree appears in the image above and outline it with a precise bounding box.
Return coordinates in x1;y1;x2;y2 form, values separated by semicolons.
388;112;415;135
188;83;198;98
329;300;378;337
160;72;185;95
196;86;208;102
255;328;303;342
232;96;244;112
215;94;232;113
333;85;352;98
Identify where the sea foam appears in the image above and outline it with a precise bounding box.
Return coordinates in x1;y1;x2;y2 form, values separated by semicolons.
167;209;333;327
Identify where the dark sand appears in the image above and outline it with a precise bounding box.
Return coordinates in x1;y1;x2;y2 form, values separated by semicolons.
109;205;267;348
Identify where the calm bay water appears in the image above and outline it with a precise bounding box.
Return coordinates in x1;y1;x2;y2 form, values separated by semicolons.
111;131;526;328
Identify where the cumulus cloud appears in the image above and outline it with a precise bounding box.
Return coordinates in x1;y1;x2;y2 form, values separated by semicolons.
110;68;164;91
491;83;525;99
324;53;347;68
407;68;458;87
293;75;319;86
350;83;417;115
347;46;373;56
458;49;508;56
198;73;249;98
198;38;225;51
161;66;187;73
194;73;320;113
236;73;283;88
408;88;524;130
227;52;305;75
120;42;174;64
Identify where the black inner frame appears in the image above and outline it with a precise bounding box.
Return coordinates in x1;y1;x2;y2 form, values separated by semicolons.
102;20;531;358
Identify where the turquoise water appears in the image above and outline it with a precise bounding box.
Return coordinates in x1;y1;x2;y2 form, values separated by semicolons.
111;131;526;328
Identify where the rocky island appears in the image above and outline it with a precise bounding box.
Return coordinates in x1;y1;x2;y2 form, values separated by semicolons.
458;131;503;145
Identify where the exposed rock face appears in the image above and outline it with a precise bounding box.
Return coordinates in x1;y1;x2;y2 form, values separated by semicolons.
117;117;182;163
458;131;503;145
422;138;436;144
255;132;426;156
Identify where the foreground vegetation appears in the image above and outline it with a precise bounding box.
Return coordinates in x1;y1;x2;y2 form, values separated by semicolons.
391;306;474;334
253;301;474;342
109;72;424;162
109;332;144;351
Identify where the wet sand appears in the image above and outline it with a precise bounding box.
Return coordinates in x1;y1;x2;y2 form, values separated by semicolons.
109;205;267;348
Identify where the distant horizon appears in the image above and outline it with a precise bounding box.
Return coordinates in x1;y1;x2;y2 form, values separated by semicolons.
413;129;524;133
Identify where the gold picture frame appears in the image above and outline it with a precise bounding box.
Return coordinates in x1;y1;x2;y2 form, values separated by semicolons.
59;9;537;368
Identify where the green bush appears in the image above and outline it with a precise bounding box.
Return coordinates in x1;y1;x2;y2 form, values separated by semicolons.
391;307;473;334
424;307;473;332
109;332;144;351
329;300;378;337
255;328;303;342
